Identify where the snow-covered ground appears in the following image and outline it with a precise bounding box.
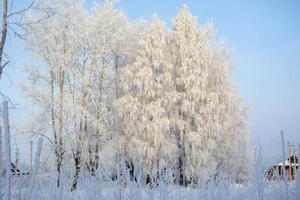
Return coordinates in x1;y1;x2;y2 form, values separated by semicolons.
8;174;299;200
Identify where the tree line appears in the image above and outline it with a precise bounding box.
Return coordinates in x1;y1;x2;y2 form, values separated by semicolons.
21;0;250;190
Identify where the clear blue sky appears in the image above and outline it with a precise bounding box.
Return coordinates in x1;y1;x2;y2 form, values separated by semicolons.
1;0;300;165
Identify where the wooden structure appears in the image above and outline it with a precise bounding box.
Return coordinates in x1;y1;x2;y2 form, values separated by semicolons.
266;155;298;181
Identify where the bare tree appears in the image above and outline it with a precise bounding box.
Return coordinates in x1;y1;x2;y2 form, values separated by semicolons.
0;0;8;78
0;0;55;81
0;0;35;79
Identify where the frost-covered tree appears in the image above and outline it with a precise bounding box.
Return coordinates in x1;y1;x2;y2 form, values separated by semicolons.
21;1;250;189
89;2;138;182
23;0;137;189
167;6;250;184
23;0;84;187
118;16;177;185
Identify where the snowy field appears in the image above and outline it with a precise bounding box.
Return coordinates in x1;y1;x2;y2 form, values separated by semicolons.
9;175;299;200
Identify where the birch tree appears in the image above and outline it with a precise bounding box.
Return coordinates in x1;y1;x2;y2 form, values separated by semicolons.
0;0;32;79
23;0;136;189
118;16;177;185
23;0;82;187
167;6;250;184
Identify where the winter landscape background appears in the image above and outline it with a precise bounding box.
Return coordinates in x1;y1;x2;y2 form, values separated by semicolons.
0;0;299;200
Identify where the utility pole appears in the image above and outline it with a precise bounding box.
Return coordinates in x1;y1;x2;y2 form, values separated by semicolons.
287;141;296;180
3;100;11;200
25;138;43;200
288;141;296;157
280;131;289;200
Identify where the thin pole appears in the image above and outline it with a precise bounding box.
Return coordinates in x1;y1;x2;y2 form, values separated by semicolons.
15;148;19;175
25;138;43;200
30;140;33;174
280;131;289;200
0;127;3;197
288;141;291;179
3;100;11;200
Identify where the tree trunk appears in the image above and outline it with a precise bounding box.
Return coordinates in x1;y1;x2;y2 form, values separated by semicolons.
0;0;8;79
50;69;61;188
71;150;81;191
